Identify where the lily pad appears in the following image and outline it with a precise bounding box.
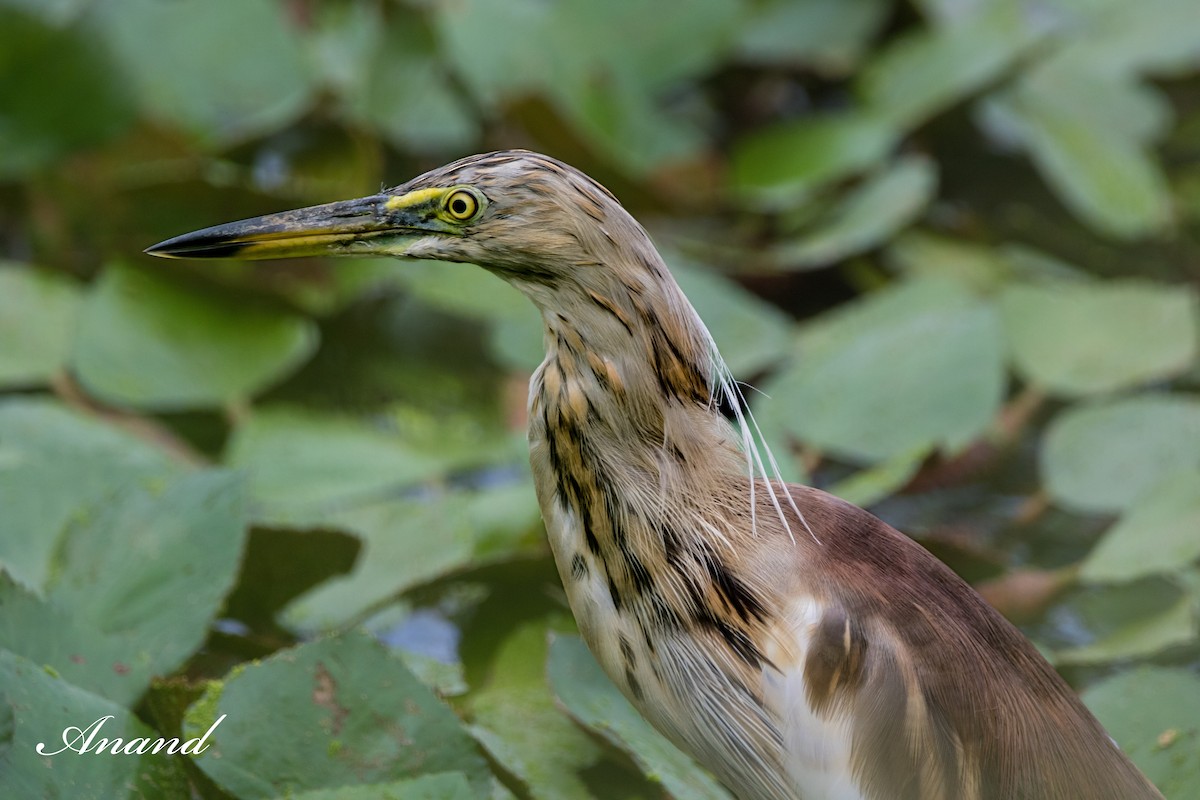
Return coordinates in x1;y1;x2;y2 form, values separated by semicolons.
1;0;92;24
0;7;133;176
988;66;1173;239
73;264;318;410
1041;395;1200;513
469;621;601;800
435;0;739;172
0;649;187;799
1080;470;1200;584
340;17;477;153
0;470;246;706
281;484;541;634
1049;579;1184;649
1083;667;1200;798
0;398;179;591
284;773;476;800
386;260;542;371
828;446;930;508
762;278;1005;462
736;0;890;71
1055;595;1196;665
885;231;1014;292
183;630;491;798
672;258;794;377
90;0;315;144
1000;281;1198;396
226;407;474;520
768;156;938;269
858;2;1035;128
731;111;897;206
0;264;82;387
1047;0;1200;83
548;635;733;800
368;614;469;700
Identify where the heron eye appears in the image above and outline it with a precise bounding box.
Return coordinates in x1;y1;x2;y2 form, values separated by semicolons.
443;189;480;221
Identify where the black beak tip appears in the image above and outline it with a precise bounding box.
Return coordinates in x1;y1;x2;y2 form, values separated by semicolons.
144;231;197;259
143;231;249;260
143;241;172;258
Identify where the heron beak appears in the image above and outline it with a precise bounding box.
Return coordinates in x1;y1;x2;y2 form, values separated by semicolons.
144;191;443;261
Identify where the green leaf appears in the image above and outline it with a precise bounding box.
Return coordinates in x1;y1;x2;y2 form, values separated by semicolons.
1051;578;1186;647
306;0;381;96
556;70;708;173
183;630;490;798
0;264;82;387
90;0;314;144
988;66;1173;239
549;0;746;97
73;265;318;410
391;650;469;700
1041;395;1200;513
548;635;733;800
762;278;1005;462
240;257;410;319
1021;109;1171;240
0;649;187;798
828;446;930;508
277;499;471;633
858;3;1035;128
671;259;794;377
1000;281;1198;396
386;260;542;371
0;398;178;591
226;402;525;526
885;231;1013;292
0;470;246;705
0;0;91;24
887;233;1092;292
913;0;999;25
1049;0;1200;78
463;481;544;563
435;0;741;172
0;8;133;177
340;17;477;153
226;407;471;520
433;0;557;105
768;155;938;269
0;575;132;698
469;621;601;800
731;111;897;206
1083;667;1200;798
1028;64;1172;147
491;317;546;372
1056;595;1196;665
1080;470;1200;583
281;484;540;634
491;780;519;800
736;0;890;72
283;773;476;800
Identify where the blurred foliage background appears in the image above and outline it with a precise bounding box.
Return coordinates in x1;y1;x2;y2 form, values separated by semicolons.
2;0;1199;797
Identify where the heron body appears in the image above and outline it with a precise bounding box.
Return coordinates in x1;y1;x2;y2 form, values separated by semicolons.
149;151;1163;800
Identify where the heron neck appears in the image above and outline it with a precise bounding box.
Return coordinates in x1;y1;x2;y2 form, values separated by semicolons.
524;272;748;518
523;273;775;683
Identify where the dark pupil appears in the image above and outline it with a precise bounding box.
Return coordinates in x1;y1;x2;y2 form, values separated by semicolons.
451;197;469;216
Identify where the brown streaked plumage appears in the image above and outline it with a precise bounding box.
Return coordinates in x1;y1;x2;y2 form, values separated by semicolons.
148;150;1163;800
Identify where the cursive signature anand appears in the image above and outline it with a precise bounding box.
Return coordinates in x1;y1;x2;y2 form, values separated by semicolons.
36;714;227;756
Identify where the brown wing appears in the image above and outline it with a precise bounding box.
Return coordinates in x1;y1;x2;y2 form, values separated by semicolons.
787;486;1162;800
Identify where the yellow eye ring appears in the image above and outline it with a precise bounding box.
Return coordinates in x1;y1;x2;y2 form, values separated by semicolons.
443;188;481;221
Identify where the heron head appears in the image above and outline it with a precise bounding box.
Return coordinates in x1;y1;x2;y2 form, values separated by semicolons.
146;150;649;292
